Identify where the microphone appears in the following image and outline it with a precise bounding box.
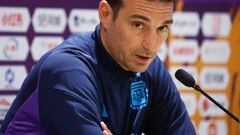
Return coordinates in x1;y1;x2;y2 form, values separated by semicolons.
175;69;240;124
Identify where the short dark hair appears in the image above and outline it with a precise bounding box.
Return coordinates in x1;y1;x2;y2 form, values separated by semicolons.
105;0;123;21
105;0;174;21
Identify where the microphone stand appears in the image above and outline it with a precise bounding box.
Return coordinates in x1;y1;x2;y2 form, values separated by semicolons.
192;84;240;124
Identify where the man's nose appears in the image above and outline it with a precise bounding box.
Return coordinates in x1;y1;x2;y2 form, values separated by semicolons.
142;32;160;52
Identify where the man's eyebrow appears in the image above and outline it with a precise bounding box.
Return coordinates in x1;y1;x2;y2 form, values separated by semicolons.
162;19;173;25
128;14;173;25
128;14;150;22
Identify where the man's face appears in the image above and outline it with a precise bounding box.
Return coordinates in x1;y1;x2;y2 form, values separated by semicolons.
100;0;173;72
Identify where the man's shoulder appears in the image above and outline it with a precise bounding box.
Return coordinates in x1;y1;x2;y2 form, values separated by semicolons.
34;35;98;79
37;41;99;93
63;31;97;57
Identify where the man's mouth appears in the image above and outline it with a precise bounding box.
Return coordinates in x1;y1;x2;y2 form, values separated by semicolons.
135;54;152;63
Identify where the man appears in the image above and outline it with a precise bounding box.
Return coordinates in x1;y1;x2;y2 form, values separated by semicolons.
1;0;196;134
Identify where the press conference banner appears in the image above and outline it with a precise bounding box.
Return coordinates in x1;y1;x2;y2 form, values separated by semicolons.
0;0;239;134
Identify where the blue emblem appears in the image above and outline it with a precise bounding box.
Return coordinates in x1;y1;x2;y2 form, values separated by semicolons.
101;103;108;118
130;74;148;110
5;68;15;84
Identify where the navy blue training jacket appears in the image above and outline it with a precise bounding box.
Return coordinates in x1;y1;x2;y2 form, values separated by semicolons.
1;25;196;135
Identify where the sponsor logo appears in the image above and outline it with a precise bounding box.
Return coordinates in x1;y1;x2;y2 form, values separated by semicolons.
32;8;67;33
201;40;230;64
0;95;16;120
169;66;198;90
157;42;168;62
0;66;27;90
31;36;63;61
199;94;228;117
4;68;15;89
200;67;229;90
180;93;197;116
0;7;30;32
202;12;231;37
169;39;199;64
68;9;99;33
2;13;23;26
198;120;228;135
0;36;29;61
3;37;19;59
172;12;200;36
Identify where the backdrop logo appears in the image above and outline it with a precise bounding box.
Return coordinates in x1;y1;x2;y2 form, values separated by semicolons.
0;36;29;61
200;67;229;90
202;98;209;112
0;7;30;32
199;94;228;117
202;12;231;37
32;8;67;33
169;39;199;64
3;37;19;59
0;66;27;90
69;9;99;33
4;68;15;89
201;40;230;64
73;16;97;26
172;12;200;36
0;95;16;120
38;14;61;27
2;13;23;26
0;98;11;106
198;120;228;135
31;36;63;61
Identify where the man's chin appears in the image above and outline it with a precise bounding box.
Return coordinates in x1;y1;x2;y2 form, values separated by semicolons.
129;64;150;73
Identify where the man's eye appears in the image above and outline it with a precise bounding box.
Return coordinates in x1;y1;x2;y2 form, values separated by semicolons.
158;25;169;32
133;23;143;29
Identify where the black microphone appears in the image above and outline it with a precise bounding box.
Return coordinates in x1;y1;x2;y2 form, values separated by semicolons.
175;69;240;124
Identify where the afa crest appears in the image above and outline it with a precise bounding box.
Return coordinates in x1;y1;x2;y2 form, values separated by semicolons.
130;80;148;110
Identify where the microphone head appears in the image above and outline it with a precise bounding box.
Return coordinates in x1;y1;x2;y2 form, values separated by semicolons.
175;69;195;87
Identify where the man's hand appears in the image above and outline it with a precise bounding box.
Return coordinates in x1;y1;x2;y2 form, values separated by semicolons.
101;122;112;135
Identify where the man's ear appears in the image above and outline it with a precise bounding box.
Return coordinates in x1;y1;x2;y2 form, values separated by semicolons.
99;0;113;29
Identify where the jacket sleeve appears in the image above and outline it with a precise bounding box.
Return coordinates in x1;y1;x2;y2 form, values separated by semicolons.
143;59;196;135
38;51;103;135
